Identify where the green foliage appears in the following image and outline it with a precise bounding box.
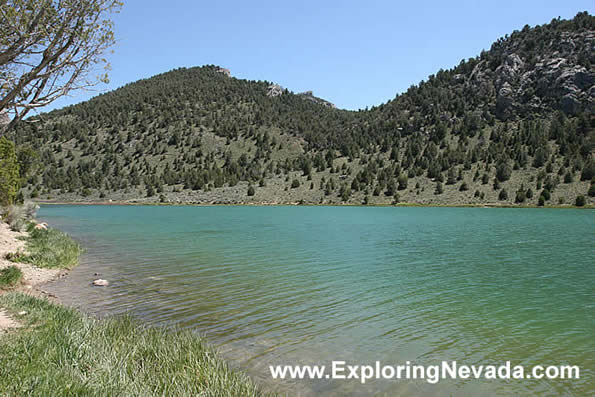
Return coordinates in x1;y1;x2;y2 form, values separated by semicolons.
0;266;23;289
11;227;82;269
0;293;266;396
291;179;300;189
15;145;38;181
581;161;595;181
0;137;20;206
564;171;573;183
146;185;155;197
588;183;595;197
397;174;408;190
496;161;512;182
538;195;545;206
515;187;526;203
247;185;255;196
498;188;508;201
575;195;586;207
337;183;351;201
5;13;594;206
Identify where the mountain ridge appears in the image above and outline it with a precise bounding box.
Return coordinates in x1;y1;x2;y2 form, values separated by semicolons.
8;11;595;207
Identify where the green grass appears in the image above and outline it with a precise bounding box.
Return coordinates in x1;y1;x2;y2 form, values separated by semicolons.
12;227;83;269
0;293;269;396
0;266;23;289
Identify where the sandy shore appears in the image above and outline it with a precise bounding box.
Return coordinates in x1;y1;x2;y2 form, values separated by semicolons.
0;221;64;331
0;222;63;286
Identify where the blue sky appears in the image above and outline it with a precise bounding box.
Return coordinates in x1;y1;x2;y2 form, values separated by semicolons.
44;0;593;112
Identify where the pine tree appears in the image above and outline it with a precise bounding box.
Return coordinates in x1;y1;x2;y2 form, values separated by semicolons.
498;188;508;201
0;138;20;205
575;195;586;207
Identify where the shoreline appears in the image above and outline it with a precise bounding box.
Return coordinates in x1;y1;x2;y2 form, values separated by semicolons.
0;218;269;396
34;199;595;209
0;221;67;334
0;222;66;298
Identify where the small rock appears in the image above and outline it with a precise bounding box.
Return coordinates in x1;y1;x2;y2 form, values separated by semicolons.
18;311;27;316
92;279;109;287
93;272;101;276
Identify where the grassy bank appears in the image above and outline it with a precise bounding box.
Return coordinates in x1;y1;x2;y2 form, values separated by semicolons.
0;267;23;290
0;218;269;396
8;226;82;269
0;293;267;396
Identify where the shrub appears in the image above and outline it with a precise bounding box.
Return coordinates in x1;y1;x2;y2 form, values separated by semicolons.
146;185;154;197
564;171;573;183
588;183;595;198
459;182;468;191
0;266;23;289
397;174;408;190
247;185;255;196
581;160;594;181
515;189;526;203
498;188;508;201
1;202;39;232
0;137;20;206
434;182;443;195
385;180;396;196
538;195;545;206
291;179;300;188
575;195;586;207
496;161;512;182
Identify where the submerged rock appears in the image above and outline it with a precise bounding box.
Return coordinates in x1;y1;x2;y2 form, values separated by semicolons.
92;279;109;287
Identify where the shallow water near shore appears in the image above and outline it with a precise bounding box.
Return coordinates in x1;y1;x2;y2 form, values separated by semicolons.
40;205;594;396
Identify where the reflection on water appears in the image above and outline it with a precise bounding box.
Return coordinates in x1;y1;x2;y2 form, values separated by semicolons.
40;205;595;396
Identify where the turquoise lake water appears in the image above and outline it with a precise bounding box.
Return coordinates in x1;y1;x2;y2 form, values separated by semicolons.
39;205;594;396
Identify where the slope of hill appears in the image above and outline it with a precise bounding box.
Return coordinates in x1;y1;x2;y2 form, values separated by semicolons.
8;12;595;207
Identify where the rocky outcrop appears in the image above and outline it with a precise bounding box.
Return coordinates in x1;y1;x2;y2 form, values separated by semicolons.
297;91;336;108
267;84;284;97
214;67;231;77
486;30;594;119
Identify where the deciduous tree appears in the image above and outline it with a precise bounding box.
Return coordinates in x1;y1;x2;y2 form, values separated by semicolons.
1;0;121;133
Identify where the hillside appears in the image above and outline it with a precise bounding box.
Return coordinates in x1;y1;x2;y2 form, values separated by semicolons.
7;12;595;207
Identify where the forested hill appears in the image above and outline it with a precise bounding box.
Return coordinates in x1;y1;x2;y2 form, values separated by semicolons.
9;12;595;206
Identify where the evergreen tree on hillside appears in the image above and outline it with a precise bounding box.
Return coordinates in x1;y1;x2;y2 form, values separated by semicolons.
0;138;20;205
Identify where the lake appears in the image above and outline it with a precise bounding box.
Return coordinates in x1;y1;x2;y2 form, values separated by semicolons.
39;205;594;396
